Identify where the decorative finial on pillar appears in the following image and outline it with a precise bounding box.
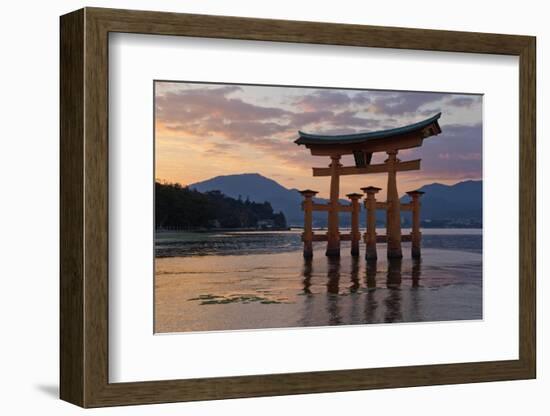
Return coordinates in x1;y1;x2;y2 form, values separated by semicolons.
406;190;425;198
361;186;382;194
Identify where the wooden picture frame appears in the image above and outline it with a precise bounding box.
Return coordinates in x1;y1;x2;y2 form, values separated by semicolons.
60;7;536;408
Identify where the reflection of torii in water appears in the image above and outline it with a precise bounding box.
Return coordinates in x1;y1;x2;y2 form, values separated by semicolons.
295;113;442;259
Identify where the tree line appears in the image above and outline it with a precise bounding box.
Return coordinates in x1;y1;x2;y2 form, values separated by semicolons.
155;181;287;230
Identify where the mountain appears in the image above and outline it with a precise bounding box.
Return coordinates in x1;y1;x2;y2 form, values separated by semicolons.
155;181;287;230
401;180;482;227
190;173;482;228
190;173;306;225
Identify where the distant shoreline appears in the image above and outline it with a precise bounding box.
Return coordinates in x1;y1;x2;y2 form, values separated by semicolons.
156;227;291;233
155;225;481;233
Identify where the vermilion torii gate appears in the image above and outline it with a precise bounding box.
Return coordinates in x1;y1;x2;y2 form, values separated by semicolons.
295;112;442;259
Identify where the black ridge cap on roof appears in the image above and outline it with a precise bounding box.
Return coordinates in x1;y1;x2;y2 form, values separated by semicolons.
295;112;442;146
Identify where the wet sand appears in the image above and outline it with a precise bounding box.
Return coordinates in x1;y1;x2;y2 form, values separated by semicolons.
154;243;482;333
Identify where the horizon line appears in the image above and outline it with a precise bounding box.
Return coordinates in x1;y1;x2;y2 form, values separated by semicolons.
155;173;483;191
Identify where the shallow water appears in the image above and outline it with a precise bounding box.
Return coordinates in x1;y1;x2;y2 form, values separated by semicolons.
154;232;482;333
155;228;482;257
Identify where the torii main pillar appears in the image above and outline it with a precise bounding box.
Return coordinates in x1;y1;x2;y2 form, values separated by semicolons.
385;150;403;259
326;155;342;257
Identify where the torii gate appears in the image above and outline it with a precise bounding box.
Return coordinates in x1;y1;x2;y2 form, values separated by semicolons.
295;112;442;259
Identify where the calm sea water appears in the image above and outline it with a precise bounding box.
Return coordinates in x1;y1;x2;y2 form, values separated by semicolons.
155;228;482;258
155;228;483;333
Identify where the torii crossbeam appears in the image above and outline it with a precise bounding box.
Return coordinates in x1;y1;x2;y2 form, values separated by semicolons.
295;112;442;258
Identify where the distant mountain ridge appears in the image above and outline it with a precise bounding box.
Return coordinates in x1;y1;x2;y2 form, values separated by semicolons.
404;180;482;227
190;173;482;228
190;173;307;225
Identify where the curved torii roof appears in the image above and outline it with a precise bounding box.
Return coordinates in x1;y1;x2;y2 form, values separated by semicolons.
295;112;442;146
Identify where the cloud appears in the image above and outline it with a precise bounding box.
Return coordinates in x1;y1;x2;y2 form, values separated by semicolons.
156;86;386;169
447;96;479;107
368;92;482;117
367;91;448;116
294;90;371;112
406;123;482;179
288;110;333;127
156;85;290;125
155;84;482;180
290;110;381;133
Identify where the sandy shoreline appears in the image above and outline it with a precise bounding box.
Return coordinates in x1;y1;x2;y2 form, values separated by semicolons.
154;242;482;333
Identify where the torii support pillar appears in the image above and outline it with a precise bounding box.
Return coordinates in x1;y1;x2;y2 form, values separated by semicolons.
385;150;403;259
299;189;318;258
361;186;381;260
406;190;425;259
346;193;363;257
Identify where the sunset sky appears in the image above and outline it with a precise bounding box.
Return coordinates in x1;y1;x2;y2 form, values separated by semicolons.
155;81;482;199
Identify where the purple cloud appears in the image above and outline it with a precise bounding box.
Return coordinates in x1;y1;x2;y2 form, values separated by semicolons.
156;86;386;168
368;92;448;116
447;96;479;107
294;90;371;111
406;123;482;179
156;84;482;177
156;86;291;125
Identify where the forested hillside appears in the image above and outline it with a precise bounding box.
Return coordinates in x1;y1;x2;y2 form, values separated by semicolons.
155;182;287;230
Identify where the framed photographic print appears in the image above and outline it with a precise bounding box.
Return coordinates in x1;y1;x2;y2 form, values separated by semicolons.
60;7;536;408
